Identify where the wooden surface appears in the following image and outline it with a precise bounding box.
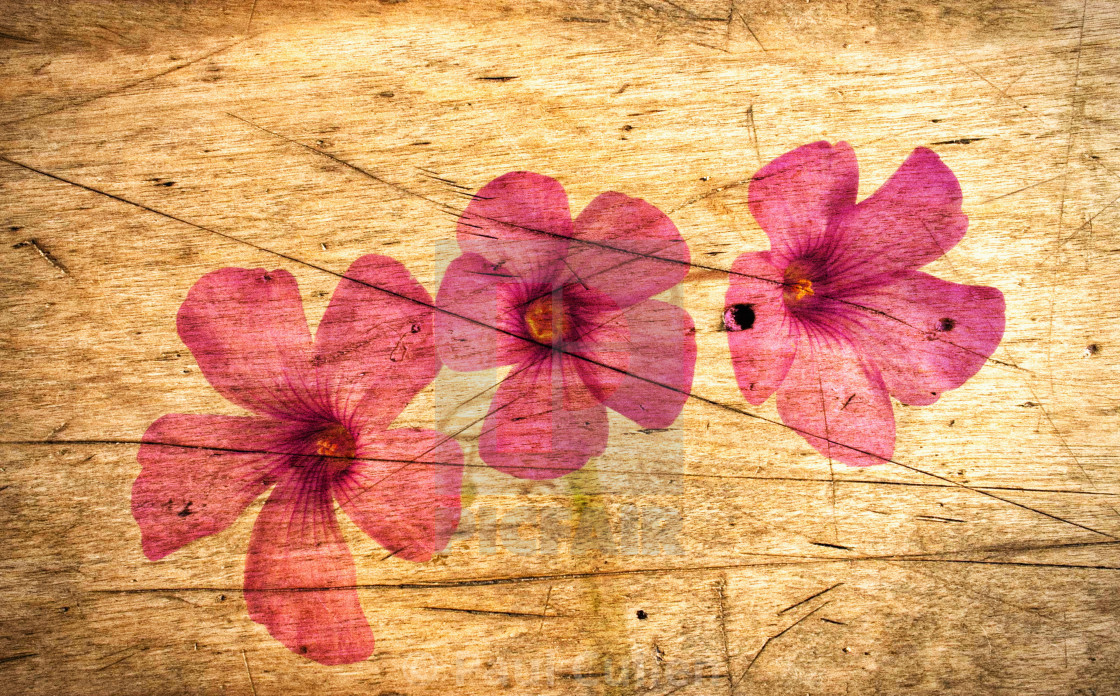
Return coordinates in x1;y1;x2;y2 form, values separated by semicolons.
2;0;1120;693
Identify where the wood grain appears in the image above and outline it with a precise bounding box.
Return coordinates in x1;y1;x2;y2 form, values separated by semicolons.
2;0;1119;693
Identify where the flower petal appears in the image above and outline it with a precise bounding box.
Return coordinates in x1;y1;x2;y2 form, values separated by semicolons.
749;141;859;261
828;147;967;283
177;268;313;419
132;414;292;561
478;357;608;479
567;192;689;308
564;283;629;410
314;255;438;429
244;467;374;665
776;335;895;467
457;171;573;283
434;253;536;372
335;428;464;562
850;271;1005;406
601;299;696;429
724;252;797;405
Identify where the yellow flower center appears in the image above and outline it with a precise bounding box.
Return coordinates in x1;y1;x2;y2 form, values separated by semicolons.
316;423;356;466
783;262;818;305
524;293;570;344
789;277;814;301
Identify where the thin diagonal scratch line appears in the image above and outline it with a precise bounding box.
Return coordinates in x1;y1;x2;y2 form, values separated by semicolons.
735;601;831;688
4;38;252;127
246;0;259;33
977;173;1067;205
242;650;258;696
777;582;842;615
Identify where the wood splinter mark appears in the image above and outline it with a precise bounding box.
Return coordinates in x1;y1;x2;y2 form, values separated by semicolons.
13;239;68;275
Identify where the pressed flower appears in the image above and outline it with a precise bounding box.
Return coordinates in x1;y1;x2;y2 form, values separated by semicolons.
132;255;463;664
435;172;697;479
725;142;1005;467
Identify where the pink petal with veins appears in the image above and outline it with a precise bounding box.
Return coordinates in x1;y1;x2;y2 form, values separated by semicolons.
244;467;375;665
177;268;313;420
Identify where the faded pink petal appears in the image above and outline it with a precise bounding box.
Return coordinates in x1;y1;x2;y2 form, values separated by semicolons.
457;171;572;282
563;283;629;410
724;252;797;405
335;428;464;562
775;335;895;468
132;414;294;561
315;255;440;429
177;268;313;420
748;141;858;261
851;271;1006;406
567;191;689;308
479;357;608;479
601;299;696;429
434;252;535;371
828;147;967;285
244;467;374;665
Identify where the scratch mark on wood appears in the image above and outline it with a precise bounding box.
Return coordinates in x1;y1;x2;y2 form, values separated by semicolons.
931;137;986;145
227;112;456;210
13;239;69;275
736;11;767;52
810;541;851;551
4;38;251;126
0;652;35;667
715;577;733;695
246;0;259;33
777;582;843;615
670;178;752;213
735;601;831;689
538;585;553;636
242;650;258;696
95;645;145;671
0;31;36;44
951;55;1049;127
746;104;762;164
978;173;1066;204
421;606;558;618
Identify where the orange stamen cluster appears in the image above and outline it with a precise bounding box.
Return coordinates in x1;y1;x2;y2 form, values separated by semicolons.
783;263;817;305
524;294;570;344
316;424;356;471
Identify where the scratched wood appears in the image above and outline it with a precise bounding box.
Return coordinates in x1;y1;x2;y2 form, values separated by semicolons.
2;0;1120;693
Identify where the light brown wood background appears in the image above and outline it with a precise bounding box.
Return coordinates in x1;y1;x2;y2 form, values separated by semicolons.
2;0;1119;693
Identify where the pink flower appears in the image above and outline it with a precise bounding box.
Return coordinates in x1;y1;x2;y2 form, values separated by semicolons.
435;172;696;479
724;142;1005;467
132;256;463;665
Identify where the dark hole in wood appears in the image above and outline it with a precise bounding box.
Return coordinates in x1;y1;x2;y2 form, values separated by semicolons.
725;304;755;331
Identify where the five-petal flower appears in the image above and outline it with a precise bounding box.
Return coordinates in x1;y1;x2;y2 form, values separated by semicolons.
434;172;697;479
724;142;1005;467
132;255;463;664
